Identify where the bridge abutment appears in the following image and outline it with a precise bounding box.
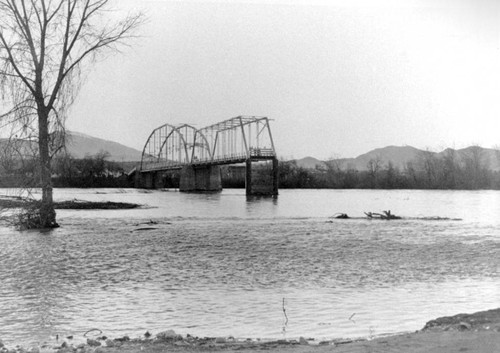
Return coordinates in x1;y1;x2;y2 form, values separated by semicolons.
179;165;222;192
245;158;279;196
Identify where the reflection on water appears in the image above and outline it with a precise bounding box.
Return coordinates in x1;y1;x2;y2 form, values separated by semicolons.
245;194;278;216
0;188;499;346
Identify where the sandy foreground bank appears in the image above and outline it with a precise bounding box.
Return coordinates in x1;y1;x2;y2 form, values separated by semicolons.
2;309;500;353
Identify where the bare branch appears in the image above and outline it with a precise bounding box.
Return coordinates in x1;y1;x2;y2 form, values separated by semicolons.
0;31;36;93
0;0;144;227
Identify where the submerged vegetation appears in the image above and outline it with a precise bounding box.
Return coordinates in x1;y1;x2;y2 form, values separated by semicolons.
0;149;139;229
0;195;140;229
0;197;140;210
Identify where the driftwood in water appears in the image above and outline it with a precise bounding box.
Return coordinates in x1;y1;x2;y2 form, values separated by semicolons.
364;210;401;220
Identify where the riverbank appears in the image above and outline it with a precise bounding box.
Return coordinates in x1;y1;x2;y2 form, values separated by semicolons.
1;308;499;353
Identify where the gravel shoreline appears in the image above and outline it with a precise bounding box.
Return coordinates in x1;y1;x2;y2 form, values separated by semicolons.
1;308;499;353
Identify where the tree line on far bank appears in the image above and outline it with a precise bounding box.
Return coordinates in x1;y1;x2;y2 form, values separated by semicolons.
0;151;132;188
2;146;500;190
278;146;500;190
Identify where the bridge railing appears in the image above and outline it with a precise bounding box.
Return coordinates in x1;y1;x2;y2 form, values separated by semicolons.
249;148;275;158
192;154;247;166
141;160;186;172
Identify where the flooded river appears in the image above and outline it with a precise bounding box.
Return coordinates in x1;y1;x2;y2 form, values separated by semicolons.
0;188;499;346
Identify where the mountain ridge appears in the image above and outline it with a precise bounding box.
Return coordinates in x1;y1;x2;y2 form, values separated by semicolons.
65;131;143;161
294;145;500;172
15;131;498;170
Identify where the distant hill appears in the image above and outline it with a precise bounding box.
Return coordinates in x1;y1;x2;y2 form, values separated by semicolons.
293;156;326;169
66;131;142;162
336;145;424;171
4;131;500;171
294;145;500;172
436;146;500;171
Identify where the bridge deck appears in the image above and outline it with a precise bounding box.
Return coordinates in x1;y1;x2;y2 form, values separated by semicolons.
141;149;276;173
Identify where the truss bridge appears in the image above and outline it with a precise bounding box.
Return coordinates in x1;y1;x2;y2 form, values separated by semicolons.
135;116;278;195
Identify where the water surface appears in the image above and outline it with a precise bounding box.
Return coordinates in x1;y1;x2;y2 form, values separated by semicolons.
0;188;499;346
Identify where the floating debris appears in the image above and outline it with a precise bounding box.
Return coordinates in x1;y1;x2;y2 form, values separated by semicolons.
365;210;401;220
331;213;350;219
83;328;102;337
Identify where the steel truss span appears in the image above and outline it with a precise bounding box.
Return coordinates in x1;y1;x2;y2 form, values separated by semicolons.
140;116;276;171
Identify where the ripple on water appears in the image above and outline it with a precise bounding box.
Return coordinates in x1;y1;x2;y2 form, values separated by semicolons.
0;189;499;346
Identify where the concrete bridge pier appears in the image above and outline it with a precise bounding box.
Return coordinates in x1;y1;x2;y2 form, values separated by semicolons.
245;158;279;196
136;171;156;189
179;165;222;192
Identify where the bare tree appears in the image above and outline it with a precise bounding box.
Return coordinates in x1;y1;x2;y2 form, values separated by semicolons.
494;145;500;169
366;155;382;188
325;153;344;187
462;145;488;189
440;148;458;188
418;148;438;188
0;1;143;227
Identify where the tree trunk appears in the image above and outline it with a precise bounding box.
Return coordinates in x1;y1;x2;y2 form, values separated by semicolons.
38;108;58;228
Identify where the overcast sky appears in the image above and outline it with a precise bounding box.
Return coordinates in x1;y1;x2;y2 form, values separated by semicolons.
66;0;500;160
